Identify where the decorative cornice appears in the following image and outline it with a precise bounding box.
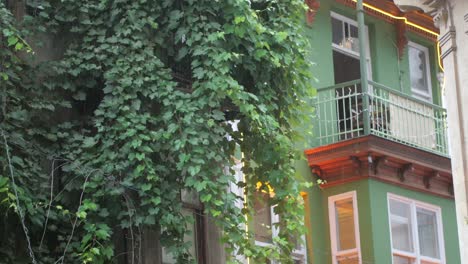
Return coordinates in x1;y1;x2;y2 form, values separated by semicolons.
305;135;453;198
335;0;439;42
394;0;443;16
394;0;448;28
439;27;456;59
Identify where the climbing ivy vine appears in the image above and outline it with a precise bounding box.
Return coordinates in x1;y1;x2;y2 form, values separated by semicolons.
0;0;314;263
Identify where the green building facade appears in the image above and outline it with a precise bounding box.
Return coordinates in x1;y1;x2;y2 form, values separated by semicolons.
295;1;461;264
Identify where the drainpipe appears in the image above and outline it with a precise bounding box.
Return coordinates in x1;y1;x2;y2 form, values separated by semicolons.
357;0;370;134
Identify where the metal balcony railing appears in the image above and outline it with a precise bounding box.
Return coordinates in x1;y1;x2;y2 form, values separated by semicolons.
312;79;449;156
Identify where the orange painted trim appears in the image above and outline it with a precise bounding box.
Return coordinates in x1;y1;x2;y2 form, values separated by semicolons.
304;137;369;155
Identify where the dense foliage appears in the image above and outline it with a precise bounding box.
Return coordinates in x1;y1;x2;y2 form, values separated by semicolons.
0;0;313;263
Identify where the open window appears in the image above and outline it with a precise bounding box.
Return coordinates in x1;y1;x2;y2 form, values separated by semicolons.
253;190;276;246
328;191;362;264
231;162;308;263
331;12;372;139
252;189;308;264
388;194;445;264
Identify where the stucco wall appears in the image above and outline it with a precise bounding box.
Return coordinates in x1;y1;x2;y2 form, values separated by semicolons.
439;0;468;260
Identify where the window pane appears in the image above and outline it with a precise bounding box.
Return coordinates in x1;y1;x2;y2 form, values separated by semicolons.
409;45;429;95
162;210;198;264
253;192;273;243
332;17;343;46
348;24;360;53
417;208;440;259
390;199;413;252
337;253;359;264
332;17;360;54
289;232;305;251
335;198;356;250
393;255;413;264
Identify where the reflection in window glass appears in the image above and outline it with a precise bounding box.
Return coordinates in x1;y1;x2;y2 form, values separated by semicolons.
390;199;414;252
393;255;413;264
335;198;356;251
417;208;439;259
332;17;343;46
408;44;431;101
253;191;273;243
337;253;360;264
388;195;444;264
329;191;361;264
332;15;360;54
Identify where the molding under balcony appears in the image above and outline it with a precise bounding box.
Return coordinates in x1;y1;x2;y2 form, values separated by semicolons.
304;135;453;198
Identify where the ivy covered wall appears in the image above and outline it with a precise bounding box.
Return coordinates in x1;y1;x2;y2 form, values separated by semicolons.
0;1;315;263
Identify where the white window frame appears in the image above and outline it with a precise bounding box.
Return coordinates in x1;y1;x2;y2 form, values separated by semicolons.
269;205;308;264
330;12;373;81
254;199;277;248
408;41;433;102
228;119;308;263
387;193;446;264
254;198;308;264
292;234;308;264
328;191;362;264
231;166;308;263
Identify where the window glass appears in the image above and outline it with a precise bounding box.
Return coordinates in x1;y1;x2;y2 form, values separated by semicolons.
253;191;273;243
329;191;360;264
393;255;413;264
417;208;440;259
409;44;431;101
337;252;360;264
332;16;360;54
347;23;359;53
332;17;343;46
335;198;356;250
388;195;444;264
390;199;414;252
336;250;360;264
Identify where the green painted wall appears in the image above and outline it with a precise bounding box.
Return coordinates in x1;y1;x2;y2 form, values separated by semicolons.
303;178;460;264
303;1;443;147
368;179;460;264
297;2;455;264
319;179;374;264
305;1;441;100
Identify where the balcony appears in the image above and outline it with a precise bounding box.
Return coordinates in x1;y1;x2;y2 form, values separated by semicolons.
312;79;449;157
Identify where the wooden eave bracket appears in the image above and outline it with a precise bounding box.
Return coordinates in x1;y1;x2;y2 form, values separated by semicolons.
423;171;439;189
350;156;362;174
311;165;324;180
398;163;413;182
369;155;385;175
